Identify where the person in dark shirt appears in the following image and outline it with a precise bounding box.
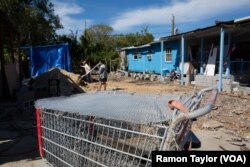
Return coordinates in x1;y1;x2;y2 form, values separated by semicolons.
98;60;107;90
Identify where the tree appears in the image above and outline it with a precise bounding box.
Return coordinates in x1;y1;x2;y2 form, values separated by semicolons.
85;24;114;47
114;27;154;49
0;0;62;45
78;24;154;71
57;30;83;72
80;24;118;67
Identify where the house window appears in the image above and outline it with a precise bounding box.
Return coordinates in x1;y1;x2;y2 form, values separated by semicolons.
147;50;152;61
134;51;141;59
165;48;172;62
138;53;142;59
133;51;138;60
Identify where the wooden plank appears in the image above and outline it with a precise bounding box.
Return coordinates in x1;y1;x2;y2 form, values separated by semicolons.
179;62;194;75
188;45;193;61
204;45;217;76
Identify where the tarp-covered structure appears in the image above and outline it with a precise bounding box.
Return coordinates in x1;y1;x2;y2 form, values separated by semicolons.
26;43;71;77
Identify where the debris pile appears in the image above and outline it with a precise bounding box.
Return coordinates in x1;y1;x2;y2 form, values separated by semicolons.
31;68;85;98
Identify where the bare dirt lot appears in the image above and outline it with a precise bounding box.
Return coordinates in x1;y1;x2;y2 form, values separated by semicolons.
1;73;249;166
86;74;250;151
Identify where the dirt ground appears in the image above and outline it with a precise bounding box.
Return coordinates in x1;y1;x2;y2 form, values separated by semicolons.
86;73;250;151
1;73;249;166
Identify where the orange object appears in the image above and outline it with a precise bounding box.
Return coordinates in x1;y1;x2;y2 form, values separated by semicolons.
167;100;189;112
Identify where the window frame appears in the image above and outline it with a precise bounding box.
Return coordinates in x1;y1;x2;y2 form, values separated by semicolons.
165;47;172;62
133;51;138;60
147;50;152;61
133;51;142;60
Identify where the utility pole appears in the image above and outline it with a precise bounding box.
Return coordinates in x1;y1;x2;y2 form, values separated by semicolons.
84;20;87;36
171;14;175;35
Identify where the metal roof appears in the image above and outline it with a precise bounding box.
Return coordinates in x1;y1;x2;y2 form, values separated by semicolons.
119;39;162;51
120;16;250;51
161;16;250;40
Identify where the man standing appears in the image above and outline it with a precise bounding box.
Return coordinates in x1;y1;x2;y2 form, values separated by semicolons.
81;61;92;83
99;60;107;90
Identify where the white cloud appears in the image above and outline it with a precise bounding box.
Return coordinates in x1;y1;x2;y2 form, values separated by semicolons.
53;1;83;17
111;0;250;31
52;0;91;35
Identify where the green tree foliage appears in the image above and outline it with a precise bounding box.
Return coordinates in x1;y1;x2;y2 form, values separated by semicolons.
79;24;154;72
57;30;83;72
80;24;118;67
1;1;154;74
114;27;154;49
0;0;62;45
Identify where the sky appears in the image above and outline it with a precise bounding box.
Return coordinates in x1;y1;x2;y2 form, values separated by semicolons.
51;0;250;40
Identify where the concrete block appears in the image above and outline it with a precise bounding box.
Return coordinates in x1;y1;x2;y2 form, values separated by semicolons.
222;84;232;93
222;79;232;85
133;73;137;78
191;81;196;85
195;77;200;83
144;74;150;80
138;74;143;80
195;75;203;81
243;91;249;96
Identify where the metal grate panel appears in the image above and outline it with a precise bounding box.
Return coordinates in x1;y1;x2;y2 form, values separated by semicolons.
36;91;187;124
36;87;218;167
40;110;167;167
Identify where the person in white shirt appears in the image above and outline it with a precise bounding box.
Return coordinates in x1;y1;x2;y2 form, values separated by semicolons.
81;61;92;83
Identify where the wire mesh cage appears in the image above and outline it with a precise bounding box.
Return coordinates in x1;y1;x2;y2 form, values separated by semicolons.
35;87;217;167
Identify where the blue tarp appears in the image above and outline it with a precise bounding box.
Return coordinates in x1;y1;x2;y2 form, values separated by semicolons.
29;43;71;77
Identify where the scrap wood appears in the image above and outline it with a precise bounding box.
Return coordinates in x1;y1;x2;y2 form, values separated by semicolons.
220;92;250;100
219;145;229;151
229;142;246;146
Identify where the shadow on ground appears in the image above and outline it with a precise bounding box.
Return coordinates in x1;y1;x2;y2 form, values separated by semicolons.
0;101;41;165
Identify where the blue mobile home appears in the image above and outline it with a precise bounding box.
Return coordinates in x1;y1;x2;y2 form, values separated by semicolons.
120;16;250;92
126;39;180;75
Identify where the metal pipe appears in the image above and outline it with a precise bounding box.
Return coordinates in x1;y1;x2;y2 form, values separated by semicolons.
181;35;184;85
43;148;74;167
160;40;163;81
218;28;224;92
78;62;100;81
226;33;231;79
36;108;44;157
42;111;164;139
163;87;217;150
42;126;152;162
30;46;33;77
172;87;217;128
200;37;204;75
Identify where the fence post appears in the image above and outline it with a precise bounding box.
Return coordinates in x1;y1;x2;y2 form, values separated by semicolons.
36;108;44;157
